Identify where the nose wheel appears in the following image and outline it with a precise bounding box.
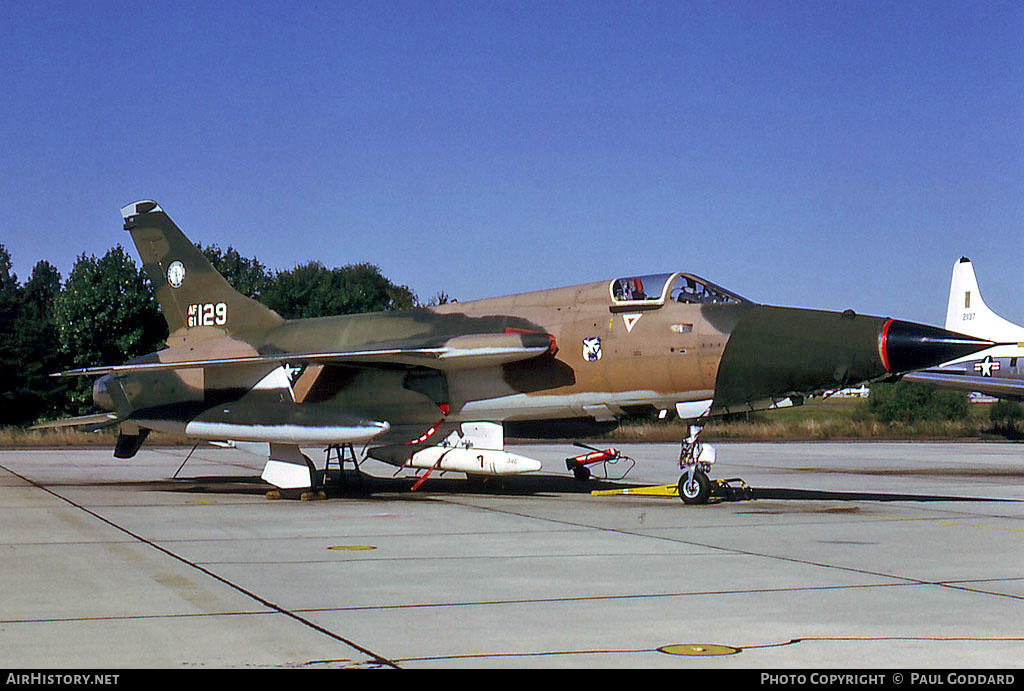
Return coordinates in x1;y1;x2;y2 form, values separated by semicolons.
678;467;711;504
676;423;753;504
678;421;745;505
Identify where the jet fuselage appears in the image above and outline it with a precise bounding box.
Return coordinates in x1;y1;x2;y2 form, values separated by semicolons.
94;270;983;446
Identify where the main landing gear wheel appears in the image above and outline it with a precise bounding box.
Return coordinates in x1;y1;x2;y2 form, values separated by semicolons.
678;468;711;505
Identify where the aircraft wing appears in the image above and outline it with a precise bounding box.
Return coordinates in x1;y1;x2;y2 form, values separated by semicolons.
55;331;557;378
903;371;1024;401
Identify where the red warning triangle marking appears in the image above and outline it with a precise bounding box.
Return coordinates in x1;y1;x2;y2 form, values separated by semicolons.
623;313;642;333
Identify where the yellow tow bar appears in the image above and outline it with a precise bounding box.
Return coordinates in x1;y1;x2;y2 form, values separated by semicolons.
591;478;753;501
591;484;678;497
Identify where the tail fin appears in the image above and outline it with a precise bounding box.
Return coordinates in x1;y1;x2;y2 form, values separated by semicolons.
121;200;284;340
944;257;1024;342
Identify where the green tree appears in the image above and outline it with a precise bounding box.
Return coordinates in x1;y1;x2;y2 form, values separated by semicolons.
53;247;167;414
0;244;25;423
197;243;273;299
990;399;1024;423
2;238;423;421
263;261;416;319
866;380;969;423
989;399;1024;438
0;251;65;425
15;261;66;422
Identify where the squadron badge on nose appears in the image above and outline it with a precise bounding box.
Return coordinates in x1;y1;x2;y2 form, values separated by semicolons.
582;337;602;362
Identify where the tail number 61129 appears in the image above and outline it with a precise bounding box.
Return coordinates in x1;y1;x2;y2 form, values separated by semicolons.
187;302;228;328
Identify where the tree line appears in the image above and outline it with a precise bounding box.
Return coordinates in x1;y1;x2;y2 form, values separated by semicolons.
0;242;416;426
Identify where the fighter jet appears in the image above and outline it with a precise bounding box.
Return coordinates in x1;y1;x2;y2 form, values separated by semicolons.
46;201;997;503
903;258;1024;400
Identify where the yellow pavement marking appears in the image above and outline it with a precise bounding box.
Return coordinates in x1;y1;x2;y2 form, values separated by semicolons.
659;643;740;656
328;545;377;551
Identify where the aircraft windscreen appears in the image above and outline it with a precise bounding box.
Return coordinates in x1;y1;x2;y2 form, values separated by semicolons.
611;274;673;302
670;274;745;304
611;273;745;305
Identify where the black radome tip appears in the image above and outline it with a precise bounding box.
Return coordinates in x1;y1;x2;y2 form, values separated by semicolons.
880;319;994;374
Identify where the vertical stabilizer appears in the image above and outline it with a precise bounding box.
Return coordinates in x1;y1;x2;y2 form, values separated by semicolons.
944;257;1024;342
121;200;284;340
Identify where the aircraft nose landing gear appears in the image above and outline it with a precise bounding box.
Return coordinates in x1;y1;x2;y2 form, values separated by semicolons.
677;423;750;504
678;424;715;504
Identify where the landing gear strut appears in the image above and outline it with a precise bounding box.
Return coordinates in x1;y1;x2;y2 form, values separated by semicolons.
323;443;364;491
676;423;753;504
677;424;715;505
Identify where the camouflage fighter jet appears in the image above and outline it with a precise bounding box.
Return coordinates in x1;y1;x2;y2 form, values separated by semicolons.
48;201;997;503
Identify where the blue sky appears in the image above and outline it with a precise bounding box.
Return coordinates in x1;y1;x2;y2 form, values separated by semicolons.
1;1;1021;325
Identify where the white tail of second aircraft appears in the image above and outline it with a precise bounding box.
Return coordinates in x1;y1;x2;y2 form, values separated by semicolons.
944;257;1024;354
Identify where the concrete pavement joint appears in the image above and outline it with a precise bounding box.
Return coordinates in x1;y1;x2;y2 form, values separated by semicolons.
0;463;401;670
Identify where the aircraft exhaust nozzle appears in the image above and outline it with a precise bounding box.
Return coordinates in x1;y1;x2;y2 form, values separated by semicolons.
92;375;116;412
879;319;996;374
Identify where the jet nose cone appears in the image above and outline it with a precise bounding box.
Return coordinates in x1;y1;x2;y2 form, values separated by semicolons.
880;319;995;373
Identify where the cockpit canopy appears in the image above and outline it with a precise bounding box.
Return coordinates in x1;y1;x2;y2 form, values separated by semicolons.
610;272;745;307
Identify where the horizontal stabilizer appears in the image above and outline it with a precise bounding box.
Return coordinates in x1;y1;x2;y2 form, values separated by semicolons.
54;331;556;378
29;413;119;432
